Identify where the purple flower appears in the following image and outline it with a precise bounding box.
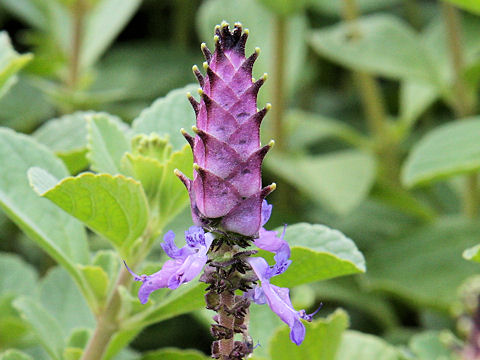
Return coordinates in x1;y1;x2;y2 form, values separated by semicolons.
246;256;320;346
254;200;290;255
175;23;276;236
125;226;213;304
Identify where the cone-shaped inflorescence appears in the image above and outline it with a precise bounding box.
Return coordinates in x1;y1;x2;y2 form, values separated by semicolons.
126;22;319;360
176;21;275;238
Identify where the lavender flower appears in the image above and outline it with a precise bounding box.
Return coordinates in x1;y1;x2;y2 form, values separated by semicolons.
125;226;213;304
247;256;320;346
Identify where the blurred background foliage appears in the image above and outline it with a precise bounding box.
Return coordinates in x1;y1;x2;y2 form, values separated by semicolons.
2;0;480;359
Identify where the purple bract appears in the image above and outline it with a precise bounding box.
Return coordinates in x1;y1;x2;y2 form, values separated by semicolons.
175;23;275;236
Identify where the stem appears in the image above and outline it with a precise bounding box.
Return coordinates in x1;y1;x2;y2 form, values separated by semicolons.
403;0;422;30
272;15;287;150
68;0;86;90
342;0;400;182
172;0;193;50
442;2;479;218
81;266;131;360
218;291;235;359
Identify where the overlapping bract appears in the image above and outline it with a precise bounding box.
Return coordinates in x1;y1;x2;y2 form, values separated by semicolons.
175;22;275;236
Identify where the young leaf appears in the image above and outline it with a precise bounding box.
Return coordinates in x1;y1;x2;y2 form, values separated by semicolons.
13;297;65;360
123;141;192;233
309;14;437;83
0;32;32;98
269;309;348;360
87;113;130;174
266;150;376;215
463;244;480;263
399;80;439;132
443;0;480;15
261;223;365;288
28;168;149;256
132;84;198;151
0;350;34;360
78;265;110;306
336;331;402;360
0;129;89;282
402;117;480;187
33;112;123;174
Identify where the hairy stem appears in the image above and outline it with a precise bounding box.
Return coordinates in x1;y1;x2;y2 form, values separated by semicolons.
81;266;131;360
342;0;400;182
272;15;287;150
219;291;235;359
68;0;86;90
442;2;479;218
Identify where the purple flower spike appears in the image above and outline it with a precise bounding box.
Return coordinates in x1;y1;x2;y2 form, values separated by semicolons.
175;22;276;236
126;228;214;304
247;256;319;346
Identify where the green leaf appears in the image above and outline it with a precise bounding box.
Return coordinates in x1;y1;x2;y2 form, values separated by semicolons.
123;142;192;234
0;350;34;360
0;32;32;98
0;77;54;133
402;117;480;187
463;244;480;263
248;301;283;358
197;0;308;102
266;150;376;215
309;14;436;82
78;265;109;306
0;253;37;297
256;0;307;16
124;282;206;330
336;331;401;360
81;0;141;68
269;309;348;360
422;13;480;86
0;255;37;347
132;84;198;151
309;0;402;17
38;267;95;333
33;112;123;174
261;223;365;288
0;129;90;297
399;80;439;132
365;217;480;310
87;113;130;174
443;0;480;14
285;110;369;150
91;42;198;102
409;331;456;360
0;0;46;29
13;297;65;360
141;348;208;360
28;168;149;256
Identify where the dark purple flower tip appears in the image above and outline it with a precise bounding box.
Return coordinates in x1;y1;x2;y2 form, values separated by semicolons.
184;225;207;247
299;303;323;322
